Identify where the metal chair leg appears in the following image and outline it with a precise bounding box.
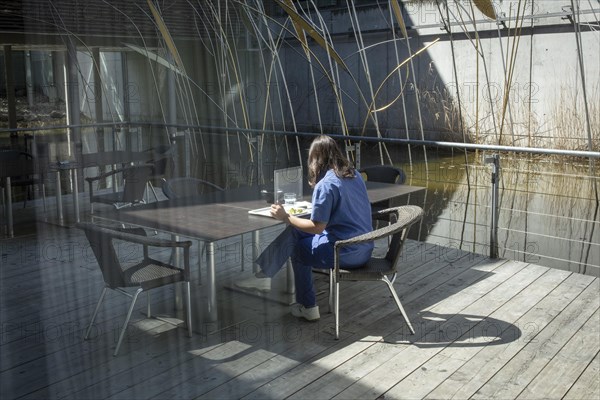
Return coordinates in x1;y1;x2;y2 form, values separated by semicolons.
147;181;159;203
384;277;415;335
147;292;151;318
84;286;108;340
328;269;334;313
114;288;143;356
185;281;193;338
335;281;340;340
41;183;46;213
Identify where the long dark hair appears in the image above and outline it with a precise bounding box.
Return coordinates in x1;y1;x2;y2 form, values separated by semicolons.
307;135;355;188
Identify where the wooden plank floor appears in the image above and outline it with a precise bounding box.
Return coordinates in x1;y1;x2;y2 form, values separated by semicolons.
1;221;599;400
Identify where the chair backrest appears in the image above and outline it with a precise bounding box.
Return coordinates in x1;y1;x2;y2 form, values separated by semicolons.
0;149;31;161
122;165;153;203
360;165;406;185
384;206;423;269
334;205;423;271
0;150;36;183
145;144;173;177
78;223;145;288
0;149;20;161
162;177;224;199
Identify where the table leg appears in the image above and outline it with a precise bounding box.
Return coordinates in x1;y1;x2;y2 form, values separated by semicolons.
252;230;260;273
170;234;183;310
39;177;46;215
197;240;204;285
286;259;295;295
240;233;245;271
206;241;217;322
72;169;80;223
55;170;63;224
4;177;13;237
249;228;290;294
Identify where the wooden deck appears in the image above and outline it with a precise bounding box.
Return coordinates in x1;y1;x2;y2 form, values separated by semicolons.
1;220;599;400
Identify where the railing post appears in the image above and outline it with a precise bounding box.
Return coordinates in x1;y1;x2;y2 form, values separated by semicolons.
484;154;500;258
346;142;361;169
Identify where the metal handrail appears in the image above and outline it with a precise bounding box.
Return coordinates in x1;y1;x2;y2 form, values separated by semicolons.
2;121;597;264
2;122;599;159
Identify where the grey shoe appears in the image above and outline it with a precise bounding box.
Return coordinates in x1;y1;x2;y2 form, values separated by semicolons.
235;276;271;292
290;303;320;321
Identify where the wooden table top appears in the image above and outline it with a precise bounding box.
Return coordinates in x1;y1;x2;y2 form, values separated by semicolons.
95;182;425;241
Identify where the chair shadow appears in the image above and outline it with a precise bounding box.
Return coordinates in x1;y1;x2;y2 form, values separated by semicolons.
381;311;522;348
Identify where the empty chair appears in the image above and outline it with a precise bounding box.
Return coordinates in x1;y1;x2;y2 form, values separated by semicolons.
0;149;44;201
144;144;174;201
360;165;407;227
162;177;224;200
86;164;153;213
360;165;406;185
144;144;173;178
77;222;193;356
0;149;46;209
329;205;424;339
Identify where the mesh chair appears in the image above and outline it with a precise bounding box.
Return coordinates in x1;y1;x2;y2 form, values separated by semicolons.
86;164;153;213
0;149;46;209
360;165;407;185
360;165;407;228
77;222;193;356
162;177;224;199
144;145;174;202
329;205;424;339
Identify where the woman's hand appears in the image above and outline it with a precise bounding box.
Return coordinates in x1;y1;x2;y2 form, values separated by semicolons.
270;203;326;234
270;203;289;222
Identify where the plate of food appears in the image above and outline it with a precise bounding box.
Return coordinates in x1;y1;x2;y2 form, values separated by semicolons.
249;201;312;218
284;201;312;217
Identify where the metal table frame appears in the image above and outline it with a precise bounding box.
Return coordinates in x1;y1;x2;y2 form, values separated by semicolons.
92;182;426;324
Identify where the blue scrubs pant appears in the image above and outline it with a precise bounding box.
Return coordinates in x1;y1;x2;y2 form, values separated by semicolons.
256;226;369;307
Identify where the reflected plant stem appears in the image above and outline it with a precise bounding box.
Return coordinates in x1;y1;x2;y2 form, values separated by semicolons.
580;201;599;275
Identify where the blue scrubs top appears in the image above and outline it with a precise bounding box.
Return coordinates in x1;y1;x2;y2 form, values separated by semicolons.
311;169;374;265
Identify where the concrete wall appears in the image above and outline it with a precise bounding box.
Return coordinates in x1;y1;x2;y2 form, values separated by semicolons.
3;0;597;151
267;0;599;147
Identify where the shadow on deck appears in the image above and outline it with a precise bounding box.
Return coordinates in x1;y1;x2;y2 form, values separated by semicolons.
1;211;598;400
